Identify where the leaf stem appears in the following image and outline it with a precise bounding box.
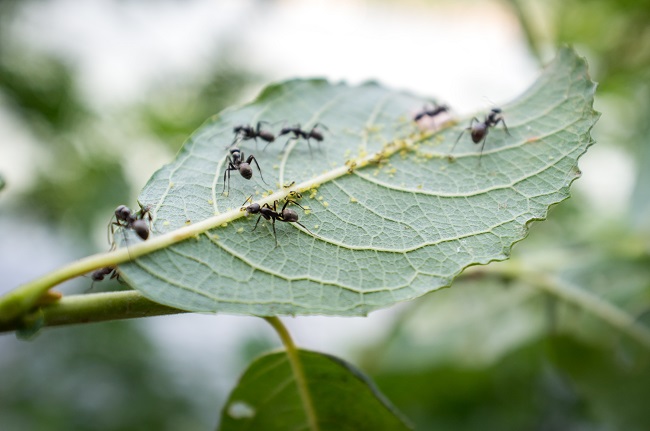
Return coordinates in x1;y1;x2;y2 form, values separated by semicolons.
472;263;650;351
506;0;544;64
0;291;185;334
264;317;319;431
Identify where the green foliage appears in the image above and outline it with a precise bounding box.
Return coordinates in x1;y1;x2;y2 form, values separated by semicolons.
551;335;650;430
135;60;261;151
511;0;650;228
2;0;647;429
0;322;209;431
219;349;411;431
118;47;597;317
369;333;650;431
0;49;90;135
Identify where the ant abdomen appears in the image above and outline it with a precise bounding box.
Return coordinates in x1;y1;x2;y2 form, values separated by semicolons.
131;219;150;240
281;208;299;223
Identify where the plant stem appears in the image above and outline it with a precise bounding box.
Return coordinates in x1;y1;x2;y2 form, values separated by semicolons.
506;0;544;64
264;317;319;431
472;263;650;351
0;291;185;334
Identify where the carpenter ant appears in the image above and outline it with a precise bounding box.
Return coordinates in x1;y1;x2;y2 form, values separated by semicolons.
413;103;449;121
91;266;118;282
451;108;510;163
88;265;118;291
110;203;152;243
276;123;328;154
222;147;267;195
242;196;313;246
232;121;275;146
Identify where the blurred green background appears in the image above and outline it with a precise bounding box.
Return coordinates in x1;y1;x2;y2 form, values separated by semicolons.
1;0;649;430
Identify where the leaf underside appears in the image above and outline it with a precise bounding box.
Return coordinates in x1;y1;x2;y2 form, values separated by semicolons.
219;349;411;431
119;47;598;316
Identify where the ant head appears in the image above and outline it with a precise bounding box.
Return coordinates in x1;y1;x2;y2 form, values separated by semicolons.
131;219;150;240
491;107;502;114
230;147;241;155
246;203;261;215
282;208;299;223
91;268;108;281
239;163;253;179
115;205;131;221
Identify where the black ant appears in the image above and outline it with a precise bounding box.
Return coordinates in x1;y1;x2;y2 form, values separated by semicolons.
110;203;152;244
232;121;275;146
91;266;116;281
89;265;118;286
413;103;449;121
276;123;328;154
451;108;510;163
222;147;267;194
242;196;313;246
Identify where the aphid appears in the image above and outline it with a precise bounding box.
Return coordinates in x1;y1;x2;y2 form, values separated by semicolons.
413;103;449;122
242;196;313;246
276;123;328;154
451;108;510;163
232;121;275;146
222;147;267;194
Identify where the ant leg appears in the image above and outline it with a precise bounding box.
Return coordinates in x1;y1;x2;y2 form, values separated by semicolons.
256;120;271;133
253;203;273;231
294;221;316;236
496;117;510;136
106;216;117;247
222;162;235;194
253;214;263;231
108;219;130;250
246;155;268;185
283;137;296;151
283;199;305;211
222;167;229;194
271;219;279;247
477;135;488;166
450;117;479;154
263;140;274;151
450;127;468;154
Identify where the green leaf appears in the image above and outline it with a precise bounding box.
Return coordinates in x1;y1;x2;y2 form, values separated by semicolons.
371;335;635;431
550;335;650;431
119;46;598;316
219;349;411;431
